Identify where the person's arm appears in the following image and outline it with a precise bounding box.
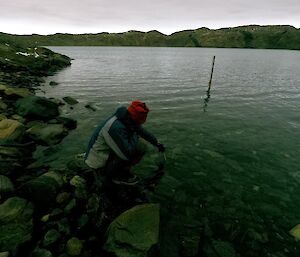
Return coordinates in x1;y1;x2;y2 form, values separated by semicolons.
135;125;158;146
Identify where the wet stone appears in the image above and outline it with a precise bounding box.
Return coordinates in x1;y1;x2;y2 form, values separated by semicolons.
56;192;71;205
0;119;25;141
62;96;78;105
64;199;76;214
43;229;61;247
105;204;160;257
20;171;63;207
0;252;9;257
77;214;89;230
70;176;87;199
66;237;83;256
212;240;236;257
0;197;34;252
57;218;70;235
0;175;14;195
31;248;53;257
26;122;68;146
49;81;59;86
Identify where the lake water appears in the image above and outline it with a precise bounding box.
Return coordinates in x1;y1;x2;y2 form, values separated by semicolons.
41;47;300;256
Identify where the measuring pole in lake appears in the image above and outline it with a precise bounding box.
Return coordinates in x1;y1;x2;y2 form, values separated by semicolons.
207;55;216;93
203;55;216;112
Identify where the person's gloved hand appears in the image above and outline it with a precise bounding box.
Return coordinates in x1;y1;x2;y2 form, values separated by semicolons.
157;142;166;152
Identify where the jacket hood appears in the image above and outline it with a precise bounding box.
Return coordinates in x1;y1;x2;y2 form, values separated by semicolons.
115;106;139;129
115;106;130;120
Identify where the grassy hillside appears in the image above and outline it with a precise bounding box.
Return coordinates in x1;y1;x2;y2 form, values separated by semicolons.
0;25;299;50
0;40;71;87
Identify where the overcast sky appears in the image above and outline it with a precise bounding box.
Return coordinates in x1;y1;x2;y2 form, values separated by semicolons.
1;0;299;35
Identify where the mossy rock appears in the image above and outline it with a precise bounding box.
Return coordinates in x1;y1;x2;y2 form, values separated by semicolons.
26;122;68;146
0;197;34;252
2;86;33;99
20;172;63;207
0;175;14;195
31;248;53;257
65;237;83;256
105;204;160;257
15;96;59;120
43;229;61;247
0;119;25;141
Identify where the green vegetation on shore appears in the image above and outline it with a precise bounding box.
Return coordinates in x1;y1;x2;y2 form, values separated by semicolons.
1;25;299;50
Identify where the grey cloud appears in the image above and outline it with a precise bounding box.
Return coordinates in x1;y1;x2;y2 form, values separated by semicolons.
0;0;299;35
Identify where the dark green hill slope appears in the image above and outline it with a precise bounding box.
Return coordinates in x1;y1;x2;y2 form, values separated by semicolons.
0;25;299;50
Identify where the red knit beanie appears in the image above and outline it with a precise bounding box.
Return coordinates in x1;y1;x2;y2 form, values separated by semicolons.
127;100;149;124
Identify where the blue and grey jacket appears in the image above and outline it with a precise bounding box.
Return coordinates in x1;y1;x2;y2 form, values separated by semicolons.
85;106;158;169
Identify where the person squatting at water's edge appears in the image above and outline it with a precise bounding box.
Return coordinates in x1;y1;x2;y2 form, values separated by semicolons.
84;100;165;186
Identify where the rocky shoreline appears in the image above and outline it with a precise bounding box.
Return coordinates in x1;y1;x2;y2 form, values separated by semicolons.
0;42;160;257
1;42;300;257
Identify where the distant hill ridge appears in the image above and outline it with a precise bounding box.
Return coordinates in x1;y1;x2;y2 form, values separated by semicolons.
0;25;299;50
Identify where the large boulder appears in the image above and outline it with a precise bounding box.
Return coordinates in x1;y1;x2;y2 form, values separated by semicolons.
15;96;59;120
0;197;34;252
26;122;68;146
0;119;25;142
20;171;64;207
105;204;160;257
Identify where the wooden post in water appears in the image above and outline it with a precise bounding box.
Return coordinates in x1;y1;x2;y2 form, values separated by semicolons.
207;55;216;93
203;56;216;112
